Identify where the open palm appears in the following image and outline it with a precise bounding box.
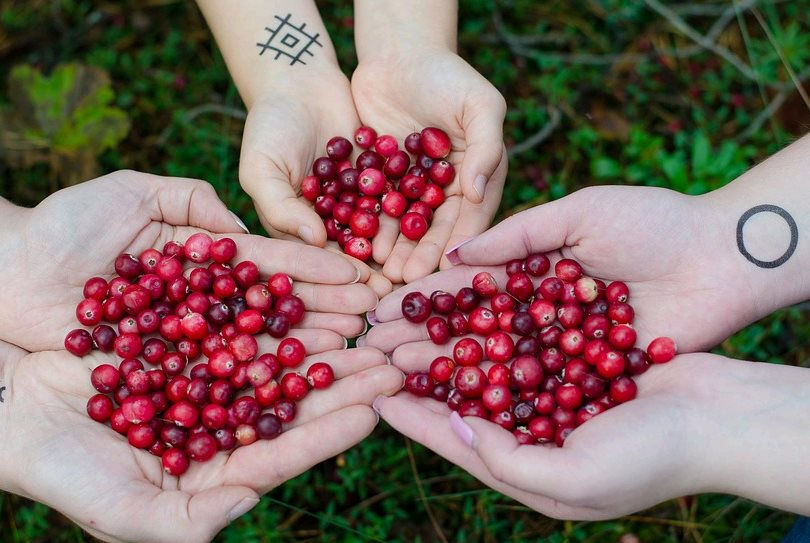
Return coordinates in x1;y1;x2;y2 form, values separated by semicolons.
352;52;507;284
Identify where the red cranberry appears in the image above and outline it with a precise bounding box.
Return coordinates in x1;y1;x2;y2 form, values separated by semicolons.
384;151;410;179
610;376;638;403
608;324;637;350
345;237;373;262
186;432;217;462
426;316;450;345
404;372;434;397
256;413;283;440
265;312;291;338
354;126;377;149
114;333;142;359
447;311;469;336
162;448;190;476
506;272;534;302
127;423;157;449
121;395;156;424
90;325;116;353
400;212;428;240
510;355;544;390
458;400;488;418
481;384;511;413
505;259;524;276
382;191;408;217
314;195;337;217
468;307;497;335
489;410;515;430
555;383;583;410
420;127;451;159
559;329;586;356
125;370;151;395
209;349;236;378
453;338;483;366
484;332;514;363
326;136;353;160
513;401;535;423
537;277;564;301
280;373;309;401
166;375;190;403
446;389;464;411
306;362;334;389
582;314;610;339
420;184;445;209
607;302;634;324
539;347;565;374
454;366;487;398
275;295;305;325
184;233;213;263
597;350;626;379
357;168;385;196
312;156;337;180
555;426;574;447
586;299;609;315
167;400;199;428
647;337;677;363
161;425;188;448
555;259;583;282
427;159;454;186
277;337;306;367
86;394;113;422
160;352;186;376
273;398;296;423
232;261;259;289
401;292;432;323
267;273;293;297
528;299;555;329
83;277;109;301
429;356;455;383
114;253;141;279
524;254;550;277
515;336;540;356
574;277;599;303
532;391;556;415
606;281;630;303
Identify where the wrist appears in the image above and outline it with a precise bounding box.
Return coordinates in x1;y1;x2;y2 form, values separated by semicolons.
0;199;30;260
246;65;349;109
691;356;810;514
354;1;456;63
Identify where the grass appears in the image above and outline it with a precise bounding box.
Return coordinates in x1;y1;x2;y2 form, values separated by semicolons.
1;0;809;541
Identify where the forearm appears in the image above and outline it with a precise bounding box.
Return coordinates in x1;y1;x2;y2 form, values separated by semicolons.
697;357;810;515
353;1;457;62
196;0;341;108
702;135;810;317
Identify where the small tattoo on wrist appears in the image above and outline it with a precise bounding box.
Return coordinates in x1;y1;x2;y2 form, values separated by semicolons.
0;386;6;403
256;14;322;65
736;204;798;268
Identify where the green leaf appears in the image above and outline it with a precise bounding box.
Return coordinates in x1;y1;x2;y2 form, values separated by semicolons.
691;131;711;177
591;156;622;179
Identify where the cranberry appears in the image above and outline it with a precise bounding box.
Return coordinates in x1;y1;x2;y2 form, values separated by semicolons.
314;195;337;217
265;312;291;338
582;314;610;339
161;425;188;448
453;338;483;366
209;349;236;378
597;350;626;379
161;352;187;376
301;176;321;201
458;400;488;418
186;432;217;462
468;307;497;335
610;376;638;403
121;395;156;424
528;299;555;329
404;372;434;397
510;355;544;390
87;394;113;422
306;362;334;389
162;448;190;476
420;127;451;159
484;332;514;363
184;233;213;263
454;366;487;398
114;333;142;358
625;348;651;375
280;373;309;400
481;384;511;412
274;398;296;423
537;277;563;302
606;281;630;303
102;297;125;321
513;401;535;423
431;384;450;402
125;370;151;395
524;254;550;277
531;391;555;415
608;302;634;324
90;325;116;353
555;426;574;447
574;277;599;303
381;190;407;218
275;295;305;324
213;428;237;451
506;272;533;302
557;304;584;329
166;400;199;428
647;337;677;363
527;416;554;443
109;408;131;434
431;291;456;314
276;337;306;367
266;273;292;297
559;328;586;356
510;312;534;336
326;136;353;160
539;347;565;374
114;253;141;279
420;184;445;209
356;168;384;196
555;259;583;282
384;151;410;179
400;212;428;240
608;324;637;350
257;413;282;439
166;376;190;403
515;336;541;356
354;126;377;149
555;383;583;411
345;237;372;261
128;423;157;449
429;356;455;383
401;292;432;323
426;316;450;344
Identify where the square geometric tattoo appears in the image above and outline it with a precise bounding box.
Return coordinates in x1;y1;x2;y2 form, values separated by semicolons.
256;14;323;65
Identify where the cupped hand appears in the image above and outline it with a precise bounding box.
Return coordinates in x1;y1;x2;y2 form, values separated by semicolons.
0;337;402;542
0;170;379;353
363;186;752;359
372;352;798;520
352;50;507;284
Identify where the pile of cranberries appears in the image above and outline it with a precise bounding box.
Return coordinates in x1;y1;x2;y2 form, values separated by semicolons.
400;256;676;447
64;233;335;476
301;126;453;261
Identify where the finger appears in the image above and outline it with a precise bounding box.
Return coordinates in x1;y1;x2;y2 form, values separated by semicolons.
224;405;379;493
401;196;461;284
461;415;577;498
255;329;346;355
458;93;507;204
442;153;507;269
288;365;404;429
447;193;576;267
136;174;246;234
361;318;426;353
373;395;595;519
372;265;506;322
381;235;417;284
293;283;378;314
388;336;509;373
371;214;401;266
241;169;327;246
231;236;361;285
366;270;394;299
298;312;367;338
287;346;389;380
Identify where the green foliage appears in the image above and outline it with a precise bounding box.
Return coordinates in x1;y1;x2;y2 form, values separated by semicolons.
1;0;809;541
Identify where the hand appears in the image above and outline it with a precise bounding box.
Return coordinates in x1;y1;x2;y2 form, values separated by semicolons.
372;353;810;519
0;339;403;542
352;50;507;283
363;186;754;358
0;170;379;353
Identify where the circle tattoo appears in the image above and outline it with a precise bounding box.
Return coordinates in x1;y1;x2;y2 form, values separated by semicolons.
736;204;798;269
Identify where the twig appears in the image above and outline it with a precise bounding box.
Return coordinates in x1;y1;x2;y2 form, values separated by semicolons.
736;90;787;141
405;438;448;543
642;0;759;80
157;103;247;145
623;515;711;529
751;7;810;110
507;107;562;156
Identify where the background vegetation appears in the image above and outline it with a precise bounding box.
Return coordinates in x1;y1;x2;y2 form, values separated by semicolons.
2;0;809;541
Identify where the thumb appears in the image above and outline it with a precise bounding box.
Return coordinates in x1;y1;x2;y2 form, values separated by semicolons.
137;173;247;234
242;171;327;247
161;486;259;542
458;92;507;204
446;194;577;266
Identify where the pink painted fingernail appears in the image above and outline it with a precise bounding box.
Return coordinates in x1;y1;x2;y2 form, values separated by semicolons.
356;335;366;347
366;310;380;325
444;239;472;266
450;411;476;448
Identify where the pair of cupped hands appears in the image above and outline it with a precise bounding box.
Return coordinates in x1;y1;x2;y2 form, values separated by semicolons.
240;54;507;285
0;171;776;543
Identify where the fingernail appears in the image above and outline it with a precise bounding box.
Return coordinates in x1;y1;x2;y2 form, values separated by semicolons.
384;353;392;366
450;411;476;448
229;211;249;234
351;267;362;284
444;239;472;266
366;310;380;325
473;174;487;201
227;497;260;523
356;335;366;347
372;395;385;416
298;225;315;244
343;336;349;349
